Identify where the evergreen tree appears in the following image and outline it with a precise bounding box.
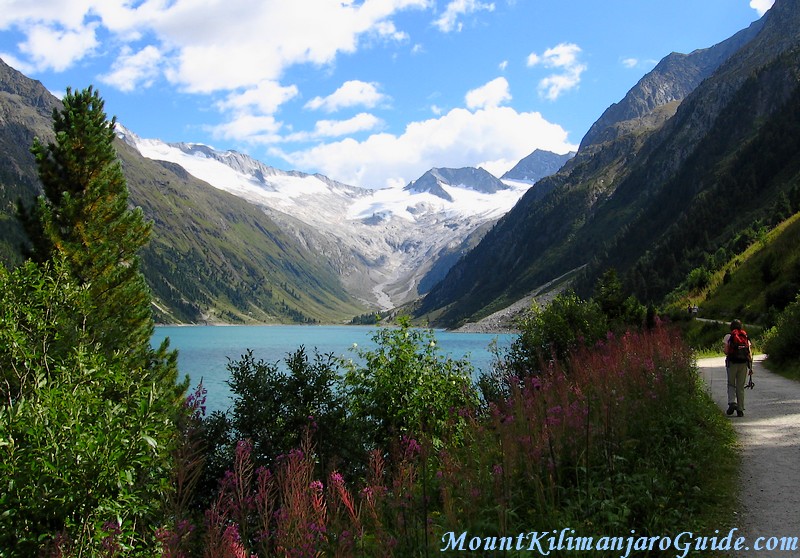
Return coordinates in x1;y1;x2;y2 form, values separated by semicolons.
26;86;154;360
594;268;626;320
7;85;188;553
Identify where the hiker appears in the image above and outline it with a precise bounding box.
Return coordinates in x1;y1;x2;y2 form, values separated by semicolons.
724;319;752;417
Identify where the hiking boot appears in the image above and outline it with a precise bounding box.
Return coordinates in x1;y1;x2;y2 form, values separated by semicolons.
737;410;744;417
727;403;737;416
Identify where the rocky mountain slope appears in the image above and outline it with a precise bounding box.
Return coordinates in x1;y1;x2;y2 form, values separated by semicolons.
0;59;362;324
501;149;574;183
119;129;548;309
1;56;572;322
417;0;800;327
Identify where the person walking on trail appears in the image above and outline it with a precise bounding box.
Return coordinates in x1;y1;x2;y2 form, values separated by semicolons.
724;319;752;417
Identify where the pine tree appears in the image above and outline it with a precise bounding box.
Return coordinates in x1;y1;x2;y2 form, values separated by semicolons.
23;86;185;399
26;86;155;361
8;86;188;553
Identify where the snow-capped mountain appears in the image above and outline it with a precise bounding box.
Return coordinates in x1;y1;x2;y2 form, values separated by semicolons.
405;167;510;201
501;149;575;183
117;126;532;310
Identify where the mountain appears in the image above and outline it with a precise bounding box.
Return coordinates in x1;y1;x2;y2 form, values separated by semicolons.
0;58;62;266
404;167;509;201
501;149;574;183
579;18;765;152
2;55;577;323
119;130;542;309
416;0;800;327
0;59;363;324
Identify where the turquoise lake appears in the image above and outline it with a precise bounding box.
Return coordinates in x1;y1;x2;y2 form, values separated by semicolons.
151;325;514;414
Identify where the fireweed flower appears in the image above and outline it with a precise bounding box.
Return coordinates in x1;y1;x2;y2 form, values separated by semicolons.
402;435;421;455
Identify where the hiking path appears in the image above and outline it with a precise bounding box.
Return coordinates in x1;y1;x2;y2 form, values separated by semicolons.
698;355;800;557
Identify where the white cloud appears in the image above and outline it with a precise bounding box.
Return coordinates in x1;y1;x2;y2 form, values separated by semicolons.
372;20;409;42
312;113;383;138
621;57;639;69
0;1;96;31
154;0;429;93
434;0;495;33
527;42;586;100
17;22;99;72
465;77;511;110
305;80;388;112
210;114;284;145
219;81;300;116
0;0;429;93
99;45;162;92
275;106;577;189
750;0;774;16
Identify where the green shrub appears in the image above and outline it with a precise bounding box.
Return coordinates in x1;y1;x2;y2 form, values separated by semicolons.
686;266;712;291
197;346;357;503
506;291;608;375
0;260;178;556
762;293;800;363
343;316;479;449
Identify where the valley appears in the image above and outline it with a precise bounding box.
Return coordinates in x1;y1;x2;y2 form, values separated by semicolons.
118;126;558;310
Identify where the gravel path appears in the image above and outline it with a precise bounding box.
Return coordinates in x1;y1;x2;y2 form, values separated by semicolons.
698;355;800;556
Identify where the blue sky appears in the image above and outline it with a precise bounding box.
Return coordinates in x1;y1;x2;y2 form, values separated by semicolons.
0;0;773;189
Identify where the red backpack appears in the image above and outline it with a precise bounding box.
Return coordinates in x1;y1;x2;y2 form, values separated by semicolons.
727;328;750;363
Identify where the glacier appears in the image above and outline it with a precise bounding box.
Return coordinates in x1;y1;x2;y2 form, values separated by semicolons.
117;125;533;311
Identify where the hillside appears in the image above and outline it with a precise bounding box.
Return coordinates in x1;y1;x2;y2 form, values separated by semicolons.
416;1;800;327
691;211;800;325
0;58;363;324
119;129;541;310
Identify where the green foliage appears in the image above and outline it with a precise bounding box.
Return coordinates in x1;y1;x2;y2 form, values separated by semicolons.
0;259;178;556
762;293;800;364
343;317;479;449
0;86;187;556
196;346;360;509
174;326;737;556
463;327;736;539
508;291;609;373
229;347;352;465
686;266;712;291
22;84;184;399
594;268;647;329
349;311;385;325
24;86;155;360
678;318;731;357
696;212;800;326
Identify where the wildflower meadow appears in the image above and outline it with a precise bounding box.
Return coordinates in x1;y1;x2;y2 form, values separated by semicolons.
152;319;734;557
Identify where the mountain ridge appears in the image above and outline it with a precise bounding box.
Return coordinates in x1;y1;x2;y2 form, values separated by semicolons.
0;63;365;324
416;2;798;327
119;129;558;310
1;65;570;321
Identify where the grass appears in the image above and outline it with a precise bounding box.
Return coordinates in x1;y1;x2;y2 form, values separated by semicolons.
685;378;740;541
762;358;800;382
675;212;800;327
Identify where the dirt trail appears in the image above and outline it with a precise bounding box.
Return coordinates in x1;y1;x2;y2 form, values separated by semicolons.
698;355;800;556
